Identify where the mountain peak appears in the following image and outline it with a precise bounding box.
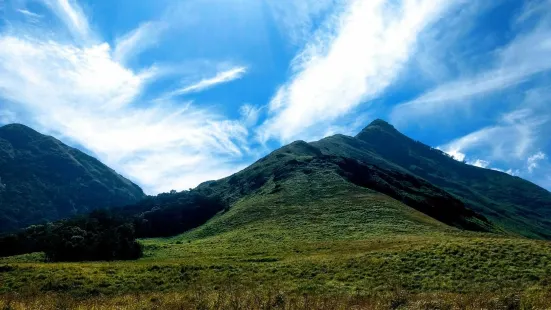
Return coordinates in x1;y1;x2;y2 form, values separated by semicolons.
0;123;34;131
356;119;400;141
0;123;145;233
0;123;46;144
363;119;398;131
368;118;392;127
0;123;44;137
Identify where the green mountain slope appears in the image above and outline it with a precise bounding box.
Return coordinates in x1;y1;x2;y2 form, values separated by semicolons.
3;121;551;306
126;146;551;301
186;160;453;245
0;124;145;233
194;140;493;235
311;119;551;239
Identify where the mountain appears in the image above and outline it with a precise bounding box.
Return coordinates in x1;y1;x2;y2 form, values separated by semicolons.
194;140;494;234
2;118;550;260
0;124;145;233
0;121;497;260
3;119;551;306
185;119;551;241
310;119;551;239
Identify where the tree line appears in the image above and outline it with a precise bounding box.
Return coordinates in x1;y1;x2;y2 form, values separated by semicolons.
0;190;226;262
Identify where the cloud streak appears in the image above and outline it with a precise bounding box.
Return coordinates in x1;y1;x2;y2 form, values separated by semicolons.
38;0;92;42
0;35;251;193
391;0;551;123
113;22;167;65
440;109;547;162
17;9;43;22
0;0;254;193
170;66;248;96
528;152;546;173
258;0;460;143
265;0;338;45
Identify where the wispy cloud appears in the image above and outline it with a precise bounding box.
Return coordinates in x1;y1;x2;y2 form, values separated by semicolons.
469;159;490;168
0;35;251;193
258;0;460;143
266;0;338;45
528;152;546;173
17;9;43;23
0;110;16;125
239;103;261;127
391;0;551;123
440;109;547;163
439;104;551;190
113;22;167;65
170;66;247;96
38;0;92;42
0;1;253;193
388;0;551;190
411;1;497;83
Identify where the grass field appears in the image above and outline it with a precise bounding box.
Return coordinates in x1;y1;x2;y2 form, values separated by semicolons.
2;170;551;309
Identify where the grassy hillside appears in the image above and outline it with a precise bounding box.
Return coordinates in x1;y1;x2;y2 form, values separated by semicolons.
2;154;551;308
194;141;493;233
312;119;551;239
2;120;551;308
2;169;551;308
0;124;145;233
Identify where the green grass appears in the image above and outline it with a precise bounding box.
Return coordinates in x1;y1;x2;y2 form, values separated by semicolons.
2;169;551;309
322;120;551;239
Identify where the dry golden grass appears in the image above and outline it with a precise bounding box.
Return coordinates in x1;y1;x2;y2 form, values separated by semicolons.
3;173;551;309
2;288;551;310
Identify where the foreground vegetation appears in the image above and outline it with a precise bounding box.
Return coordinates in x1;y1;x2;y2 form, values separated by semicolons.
0;191;225;261
2;173;551;308
2;122;551;308
2;232;551;309
2;289;551;309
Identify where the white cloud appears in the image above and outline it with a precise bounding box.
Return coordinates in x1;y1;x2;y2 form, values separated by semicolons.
469;159;490;168
239;103;261;127
391;67;546;123
258;0;460;143
440;110;544;163
17;9;43;22
265;0;339;45
0;110;16;124
0;37;147;110
113;22;167;65
439;104;550;187
38;0;92;42
506;168;521;176
0;0;263;194
391;1;551;123
411;1;497;83
527;151;546;173
169;66;247;97
514;0;551;24
443;148;466;162
0;34;250;193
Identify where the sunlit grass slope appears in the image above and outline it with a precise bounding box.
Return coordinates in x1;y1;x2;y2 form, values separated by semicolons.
2;167;551;309
2;122;551;309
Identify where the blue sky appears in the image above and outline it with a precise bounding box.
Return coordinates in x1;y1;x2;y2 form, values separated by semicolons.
0;0;550;194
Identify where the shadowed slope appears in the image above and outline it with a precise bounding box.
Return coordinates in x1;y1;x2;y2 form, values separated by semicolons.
193;140;493;239
312;119;551;239
0;124;145;233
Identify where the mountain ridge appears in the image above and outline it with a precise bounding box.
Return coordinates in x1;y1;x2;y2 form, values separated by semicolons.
314;119;551;238
192;117;549;239
0;123;145;233
2;119;550;241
